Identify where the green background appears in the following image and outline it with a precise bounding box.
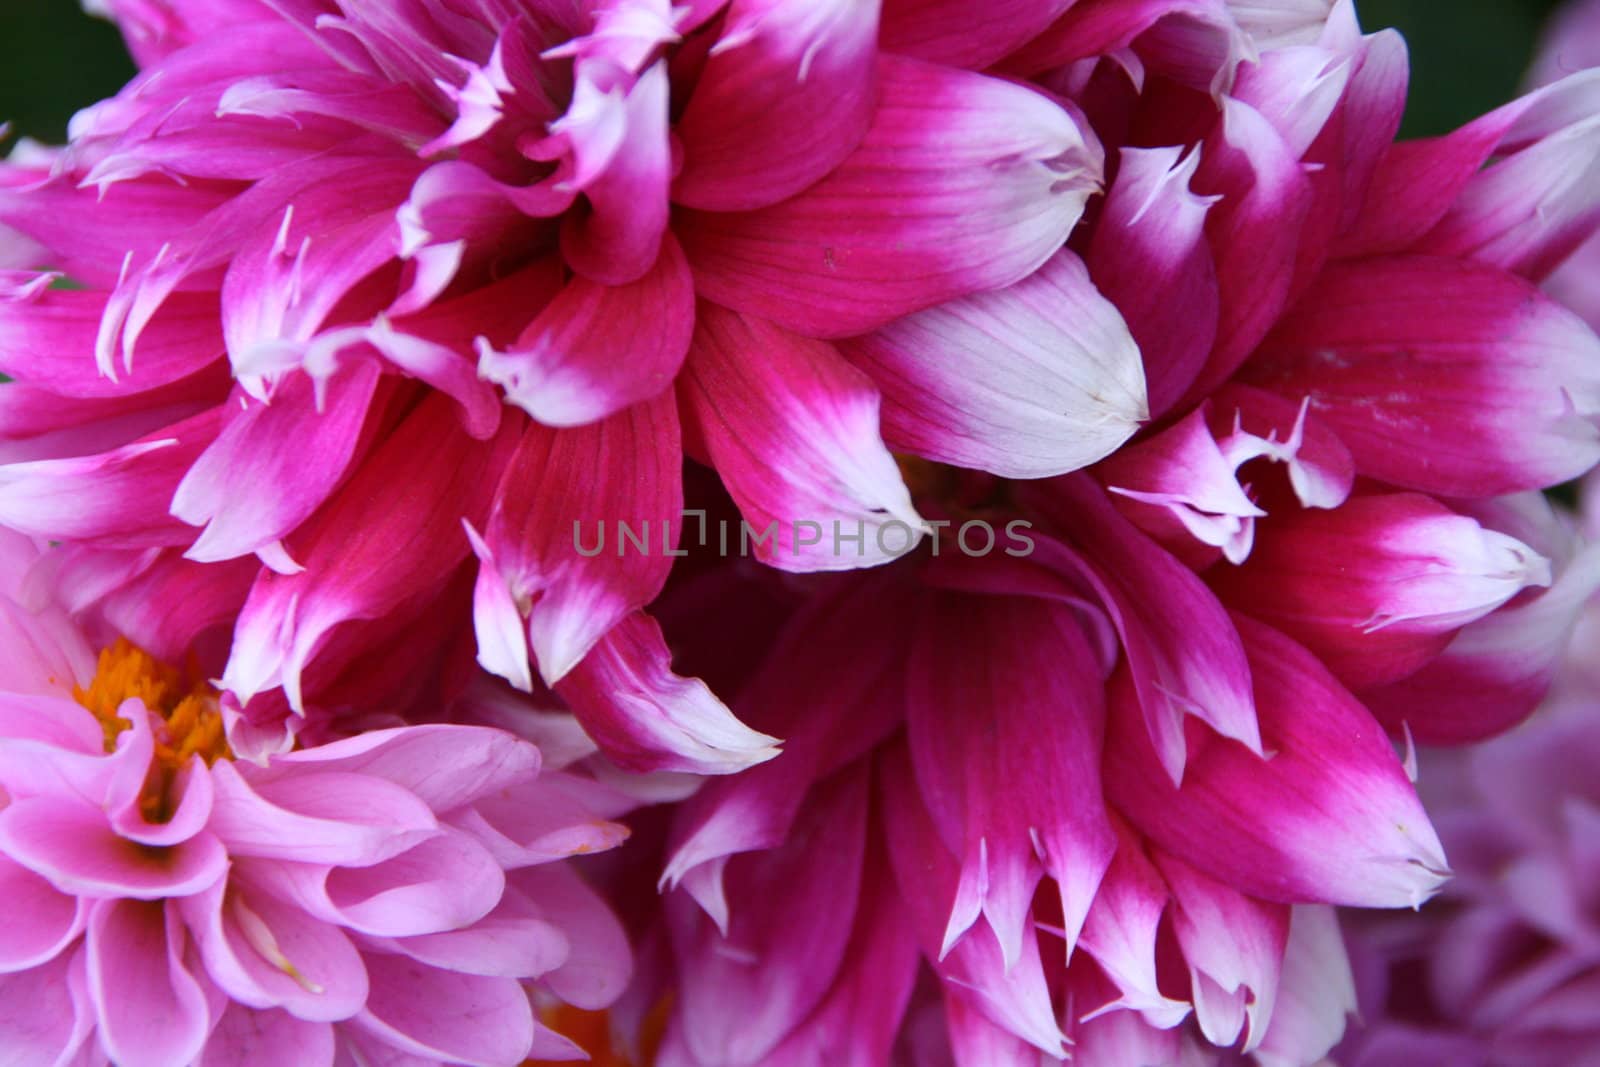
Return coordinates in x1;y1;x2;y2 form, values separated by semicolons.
0;0;1579;144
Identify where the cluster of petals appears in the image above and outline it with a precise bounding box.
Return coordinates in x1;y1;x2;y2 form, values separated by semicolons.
598;1;1600;1065
2;0;1600;1065
0;529;632;1066
1336;488;1600;1067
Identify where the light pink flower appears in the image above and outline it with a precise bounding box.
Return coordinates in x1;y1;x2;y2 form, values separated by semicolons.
0;530;631;1067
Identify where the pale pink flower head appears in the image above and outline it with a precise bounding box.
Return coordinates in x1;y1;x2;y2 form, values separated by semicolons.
0;0;1112;777
0;530;631;1067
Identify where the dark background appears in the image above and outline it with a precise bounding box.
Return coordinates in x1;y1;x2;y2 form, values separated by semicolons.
0;0;1578;145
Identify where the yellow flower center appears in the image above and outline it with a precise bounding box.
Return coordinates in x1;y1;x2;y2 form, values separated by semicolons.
73;638;231;822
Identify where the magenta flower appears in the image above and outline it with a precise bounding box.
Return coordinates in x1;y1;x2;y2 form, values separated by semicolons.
0;0;1119;776
577;2;1600;1062
0;530;631;1067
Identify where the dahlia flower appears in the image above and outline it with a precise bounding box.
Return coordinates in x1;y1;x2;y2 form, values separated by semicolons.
0;528;632;1066
563;2;1600;1063
0;0;1122;775
1529;0;1600;332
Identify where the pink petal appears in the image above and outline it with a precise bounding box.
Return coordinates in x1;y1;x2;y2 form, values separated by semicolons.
678;54;1103;337
559;61;672;287
208;762;439;867
1018;475;1261;783
323;829;505;937
1211;493;1550;689
0;852;84;971
173;362;383;562
1244;254;1600;495
879;0;1074;69
1077;817;1192;1029
1085;144;1221;418
260;723;542;814
0;950;91;1066
674;0;880;211
0;408;221;549
221;394;516;709
554;611;780;775
668;767;870;1067
87;899;210;1067
198;1005;336;1067
682;302;923;572
1156;851;1289;1051
509;865;633;1011
841;249;1147;479
474;390;681;685
0;796;226;900
906;590;1115;966
180;877;368;1023
355;955;534;1067
1104;614;1449;908
478;234;692;428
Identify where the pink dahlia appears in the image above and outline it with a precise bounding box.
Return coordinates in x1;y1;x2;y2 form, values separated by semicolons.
0;528;632;1066
0;0;1116;775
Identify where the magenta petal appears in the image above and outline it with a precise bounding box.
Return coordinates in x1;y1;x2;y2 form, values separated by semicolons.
1156;851;1290;1051
1211;493;1550;689
1245;254;1600;495
87;899;209;1067
673;0;879;211
0;796;226;900
1087;144;1221;418
478;235;693;428
356;955;534;1067
221;394;515;709
683;302;923;572
1105;615;1449;908
841;249;1147;479
554;611;780;775
669;767;870;1067
173;362;382;562
879;0;1074;69
880;743;1068;1056
906;591;1115;966
0;288;223;398
559;61;672;287
1178;97;1316;405
0;408;221;549
1019;476;1261;783
475;391;681;685
679;55;1102;337
198;1005;335;1067
1078;817;1191;1029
